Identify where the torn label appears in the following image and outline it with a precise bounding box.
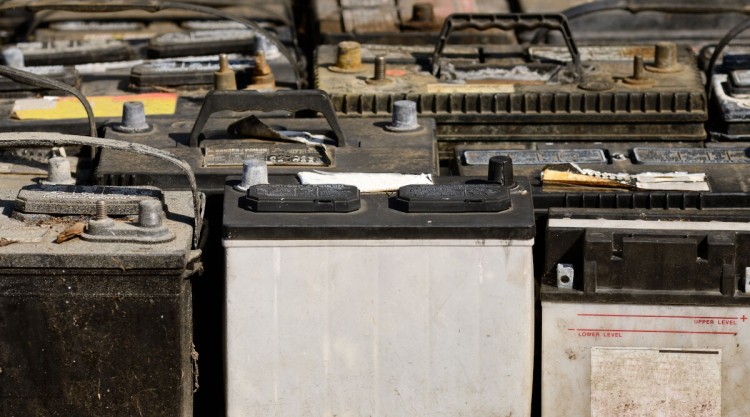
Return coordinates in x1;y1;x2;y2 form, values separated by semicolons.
541;163;709;192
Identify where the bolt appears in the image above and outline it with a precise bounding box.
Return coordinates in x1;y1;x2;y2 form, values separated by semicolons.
385;100;421;132
329;41;365;73
366;55;392;85
623;55;653;86
113;101;150;133
235;158;269;192
95;200;108;221
374;56;386;80
44;156;75;185
2;47;24;68
646;42;681;73
214;54;237;90
138;199;163;228
557;263;575;289
255;35;281;60
488;155;514;187
411;3;435;23
633;56;644;79
246;51;276;91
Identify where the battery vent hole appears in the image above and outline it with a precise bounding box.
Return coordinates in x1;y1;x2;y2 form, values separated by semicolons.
560;275;570;284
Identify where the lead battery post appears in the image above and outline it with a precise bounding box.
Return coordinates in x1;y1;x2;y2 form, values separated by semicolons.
112;101;152;134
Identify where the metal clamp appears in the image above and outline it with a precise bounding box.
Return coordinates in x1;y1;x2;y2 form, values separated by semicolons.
188;89;347;148
432;13;582;81
0;132;204;249
1;0;302;88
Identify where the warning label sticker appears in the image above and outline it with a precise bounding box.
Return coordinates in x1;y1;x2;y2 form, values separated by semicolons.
591;347;721;417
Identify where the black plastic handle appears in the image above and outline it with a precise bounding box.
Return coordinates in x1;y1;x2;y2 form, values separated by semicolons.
188;90;347;147
0;0;301;88
432;13;581;80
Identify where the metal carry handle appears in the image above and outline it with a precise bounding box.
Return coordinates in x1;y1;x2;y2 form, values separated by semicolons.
0;132;204;249
0;65;96;137
0;0;302;88
432;13;582;80
188;89;347;148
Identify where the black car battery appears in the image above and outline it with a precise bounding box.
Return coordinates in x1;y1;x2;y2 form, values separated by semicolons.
2;0;306;89
454;141;750;207
222;158;535;417
539;205;750;417
314;13;708;162
535;0;750;49
94;90;439;195
312;0;514;45
0;132;203;417
704;18;750;141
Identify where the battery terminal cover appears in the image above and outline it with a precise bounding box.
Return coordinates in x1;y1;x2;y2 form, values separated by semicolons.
397;183;511;213
245;183;360;212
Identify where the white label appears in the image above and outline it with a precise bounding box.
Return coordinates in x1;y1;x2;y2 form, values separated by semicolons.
591;347;721;417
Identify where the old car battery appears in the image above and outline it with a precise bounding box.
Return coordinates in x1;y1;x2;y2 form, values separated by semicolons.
315;13;708;157
0;132;203;417
540;206;750;417
536;0;750;48
454;142;750;208
312;0;513;45
222;156;535;417
95;90;438;195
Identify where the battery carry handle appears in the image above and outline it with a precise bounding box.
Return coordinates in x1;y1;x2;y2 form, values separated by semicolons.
188;90;347;148
432;13;582;81
0;132;204;249
707;16;750;90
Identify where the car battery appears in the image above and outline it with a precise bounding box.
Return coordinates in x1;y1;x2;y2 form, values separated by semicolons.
0;132;203;417
314;13;708;160
536;0;750;48
95;90;439;195
312;0;514;45
539;206;750;417
454;142;750;208
705;25;750;141
4;0;306;89
222;157;536;417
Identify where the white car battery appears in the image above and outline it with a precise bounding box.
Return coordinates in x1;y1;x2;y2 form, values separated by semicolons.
222;157;535;416
541;207;750;417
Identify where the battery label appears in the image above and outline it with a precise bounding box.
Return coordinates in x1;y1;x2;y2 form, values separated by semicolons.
591;347;721;417
342;8;398;32
203;144;330;167
49;21;144;32
463;149;607;166
633;148;750;164
151;29;255;46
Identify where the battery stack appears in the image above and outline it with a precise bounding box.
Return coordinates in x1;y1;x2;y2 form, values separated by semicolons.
1;0;750;416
